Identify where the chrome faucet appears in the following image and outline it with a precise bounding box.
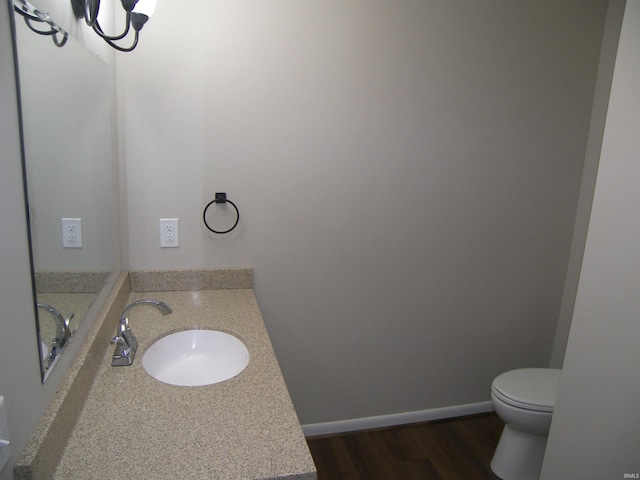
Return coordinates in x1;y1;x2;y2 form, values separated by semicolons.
37;303;74;362
111;299;172;366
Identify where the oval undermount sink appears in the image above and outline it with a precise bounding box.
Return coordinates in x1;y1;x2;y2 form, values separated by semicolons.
142;329;249;386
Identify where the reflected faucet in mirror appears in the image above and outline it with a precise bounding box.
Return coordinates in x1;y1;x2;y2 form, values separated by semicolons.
111;300;172;366
37;303;74;368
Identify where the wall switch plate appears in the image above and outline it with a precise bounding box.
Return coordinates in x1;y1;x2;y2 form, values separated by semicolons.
0;396;11;472
61;218;82;248
160;219;179;247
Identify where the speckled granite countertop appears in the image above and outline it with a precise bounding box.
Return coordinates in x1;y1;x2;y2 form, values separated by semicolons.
15;270;315;479
52;288;316;479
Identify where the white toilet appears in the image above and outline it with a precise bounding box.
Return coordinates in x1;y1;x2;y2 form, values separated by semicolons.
490;368;561;480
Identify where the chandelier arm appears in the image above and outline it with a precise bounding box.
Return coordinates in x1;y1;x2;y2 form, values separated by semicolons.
23;16;57;35
53;32;69;47
15;0;68;48
92;12;131;41
102;30;139;52
71;0;149;52
14;4;40;21
84;0;100;27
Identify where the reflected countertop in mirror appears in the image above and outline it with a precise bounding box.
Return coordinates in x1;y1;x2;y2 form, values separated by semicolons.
13;2;116;381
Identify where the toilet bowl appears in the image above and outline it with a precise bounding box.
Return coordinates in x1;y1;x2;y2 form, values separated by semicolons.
490;368;561;480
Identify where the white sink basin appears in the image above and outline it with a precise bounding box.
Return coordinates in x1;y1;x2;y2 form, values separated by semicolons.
142;329;249;386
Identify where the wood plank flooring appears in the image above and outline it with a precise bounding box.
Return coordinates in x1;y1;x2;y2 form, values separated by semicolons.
306;413;504;480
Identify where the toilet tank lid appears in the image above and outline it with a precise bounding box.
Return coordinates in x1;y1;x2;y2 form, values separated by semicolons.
492;368;561;409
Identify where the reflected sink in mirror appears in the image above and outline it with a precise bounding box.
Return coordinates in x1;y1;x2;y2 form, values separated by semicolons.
142;330;249;386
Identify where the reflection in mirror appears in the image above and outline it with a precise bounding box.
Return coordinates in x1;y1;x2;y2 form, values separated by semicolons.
14;7;115;381
13;0;69;48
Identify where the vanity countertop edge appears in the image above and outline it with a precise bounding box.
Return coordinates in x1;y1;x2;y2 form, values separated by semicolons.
16;270;317;480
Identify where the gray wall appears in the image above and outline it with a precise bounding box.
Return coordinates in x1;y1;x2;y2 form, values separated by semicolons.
117;0;608;425
550;0;625;367
542;1;640;477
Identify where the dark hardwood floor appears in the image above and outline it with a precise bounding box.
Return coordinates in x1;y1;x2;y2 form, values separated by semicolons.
306;413;504;480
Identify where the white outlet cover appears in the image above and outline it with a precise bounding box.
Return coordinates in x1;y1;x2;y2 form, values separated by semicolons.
61;218;82;248
160;218;179;247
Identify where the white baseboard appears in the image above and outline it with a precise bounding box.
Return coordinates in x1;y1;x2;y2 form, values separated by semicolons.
302;401;494;437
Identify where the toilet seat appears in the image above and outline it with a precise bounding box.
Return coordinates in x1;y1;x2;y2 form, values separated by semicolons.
492;368;561;413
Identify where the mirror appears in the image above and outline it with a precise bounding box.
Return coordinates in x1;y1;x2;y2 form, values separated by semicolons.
13;4;116;381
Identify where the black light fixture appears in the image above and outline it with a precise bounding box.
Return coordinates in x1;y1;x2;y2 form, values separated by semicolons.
71;0;156;52
13;0;69;47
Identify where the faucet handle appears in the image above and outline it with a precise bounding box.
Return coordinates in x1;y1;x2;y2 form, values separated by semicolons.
111;336;130;358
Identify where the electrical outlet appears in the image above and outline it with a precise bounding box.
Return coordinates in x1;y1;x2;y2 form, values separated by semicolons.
160;219;179;247
61;218;82;248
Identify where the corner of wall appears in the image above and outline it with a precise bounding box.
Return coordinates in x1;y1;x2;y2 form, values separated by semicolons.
549;0;626;368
